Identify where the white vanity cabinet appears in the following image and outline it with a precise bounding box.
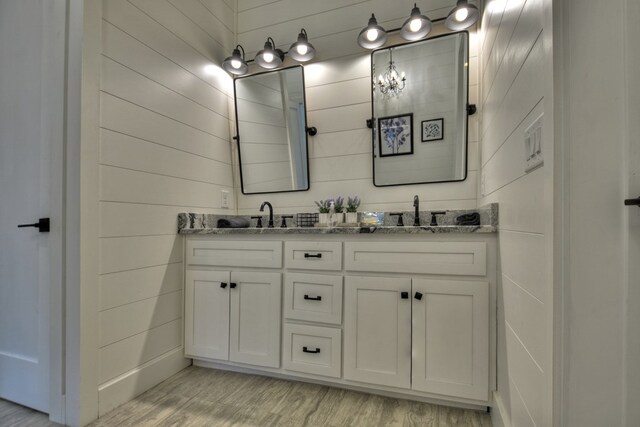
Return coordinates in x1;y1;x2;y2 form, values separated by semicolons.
344;276;489;401
184;240;282;368
183;232;496;409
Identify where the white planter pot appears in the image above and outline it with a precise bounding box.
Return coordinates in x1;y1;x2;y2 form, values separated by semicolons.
345;212;359;225
318;213;329;226
332;212;345;225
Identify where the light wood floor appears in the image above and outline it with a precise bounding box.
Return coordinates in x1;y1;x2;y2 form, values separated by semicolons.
1;366;492;426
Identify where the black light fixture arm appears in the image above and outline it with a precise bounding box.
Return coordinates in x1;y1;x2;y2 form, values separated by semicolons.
235;44;245;59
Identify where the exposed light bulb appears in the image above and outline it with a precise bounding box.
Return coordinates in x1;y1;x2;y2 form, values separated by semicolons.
366;28;379;42
296;44;308;55
230;59;241;69
455;7;469;22
409;18;422;32
263;52;274;63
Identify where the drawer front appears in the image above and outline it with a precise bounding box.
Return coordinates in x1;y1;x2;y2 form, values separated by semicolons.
344;241;486;276
186;239;282;268
284;241;342;271
284;273;343;325
283;324;342;378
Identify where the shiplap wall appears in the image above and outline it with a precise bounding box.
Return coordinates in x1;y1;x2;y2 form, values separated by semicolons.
234;0;479;214
478;0;552;426
97;0;235;415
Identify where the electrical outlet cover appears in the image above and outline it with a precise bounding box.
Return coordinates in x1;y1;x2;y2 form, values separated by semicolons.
524;114;544;173
221;190;230;209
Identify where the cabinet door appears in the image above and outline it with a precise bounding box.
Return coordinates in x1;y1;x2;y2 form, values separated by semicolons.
184;270;230;360
412;278;489;401
344;275;411;388
229;271;281;368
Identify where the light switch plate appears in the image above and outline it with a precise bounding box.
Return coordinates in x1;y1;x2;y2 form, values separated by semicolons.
524;114;544;173
221;190;230;209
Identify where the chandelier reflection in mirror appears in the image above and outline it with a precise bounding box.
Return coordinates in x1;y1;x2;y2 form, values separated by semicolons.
376;50;406;96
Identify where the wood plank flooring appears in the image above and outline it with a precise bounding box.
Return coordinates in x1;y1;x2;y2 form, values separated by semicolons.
1;366;492;426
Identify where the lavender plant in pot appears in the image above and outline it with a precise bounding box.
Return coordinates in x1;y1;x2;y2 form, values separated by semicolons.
333;196;345;224
345;196;361;225
314;199;332;226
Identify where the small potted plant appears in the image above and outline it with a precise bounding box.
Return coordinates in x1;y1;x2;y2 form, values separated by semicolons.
333;196;345;224
315;199;332;226
345;196;361;225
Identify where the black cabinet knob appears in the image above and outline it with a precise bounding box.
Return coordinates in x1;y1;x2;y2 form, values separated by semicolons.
230;282;237;289
401;291;409;299
414;292;423;301
220;282;228;289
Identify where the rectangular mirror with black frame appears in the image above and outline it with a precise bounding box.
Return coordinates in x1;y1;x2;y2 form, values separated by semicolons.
234;65;310;194
371;32;470;187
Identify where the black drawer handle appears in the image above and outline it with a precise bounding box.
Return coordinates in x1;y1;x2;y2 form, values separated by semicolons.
304;253;322;259
304;295;322;301
230;282;237;289
220;282;228;289
303;346;320;354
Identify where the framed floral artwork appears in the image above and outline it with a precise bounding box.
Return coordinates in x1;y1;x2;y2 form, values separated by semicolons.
421;118;444;142
378;113;413;157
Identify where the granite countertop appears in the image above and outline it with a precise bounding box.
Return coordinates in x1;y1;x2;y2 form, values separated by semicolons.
177;204;498;235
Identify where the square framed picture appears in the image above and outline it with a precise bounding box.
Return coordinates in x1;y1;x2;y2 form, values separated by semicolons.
421;118;444;142
378;113;413;157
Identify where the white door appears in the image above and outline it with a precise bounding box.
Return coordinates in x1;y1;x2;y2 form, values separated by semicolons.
411;279;489;401
229;271;281;368
343;275;411;389
0;0;64;413
184;270;230;360
624;0;640;421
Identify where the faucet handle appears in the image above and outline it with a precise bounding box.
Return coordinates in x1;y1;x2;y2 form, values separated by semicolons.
280;215;294;228
251;216;263;228
389;212;405;227
429;211;446;227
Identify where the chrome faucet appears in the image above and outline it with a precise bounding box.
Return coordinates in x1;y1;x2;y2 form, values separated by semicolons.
259;201;274;228
413;195;420;226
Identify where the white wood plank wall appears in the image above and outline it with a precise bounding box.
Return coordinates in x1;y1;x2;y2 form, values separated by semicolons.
234;0;479;214
478;0;552;426
97;0;236;415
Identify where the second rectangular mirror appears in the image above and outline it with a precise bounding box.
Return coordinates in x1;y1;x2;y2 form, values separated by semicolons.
372;32;470;187
235;65;310;194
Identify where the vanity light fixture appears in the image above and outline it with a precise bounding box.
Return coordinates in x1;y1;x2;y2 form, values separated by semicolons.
222;44;248;76
288;29;316;62
377;50;406;96
445;0;479;31
400;3;432;41
357;14;388;49
255;37;285;69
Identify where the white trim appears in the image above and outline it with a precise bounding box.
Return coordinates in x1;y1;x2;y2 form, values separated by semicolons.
97;348;190;417
491;391;511;427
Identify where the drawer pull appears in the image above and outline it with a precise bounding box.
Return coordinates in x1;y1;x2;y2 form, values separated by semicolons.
303;346;320;354
230;282;237;289
303;295;322;301
304;253;322;259
220;282;228;289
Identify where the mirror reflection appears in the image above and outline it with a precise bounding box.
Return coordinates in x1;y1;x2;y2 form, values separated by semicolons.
235;65;309;194
372;32;469;186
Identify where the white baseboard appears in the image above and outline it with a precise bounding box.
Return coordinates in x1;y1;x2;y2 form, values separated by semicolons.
97;347;190;417
491;391;511;427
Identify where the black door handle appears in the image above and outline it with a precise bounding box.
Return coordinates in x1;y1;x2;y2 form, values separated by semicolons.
401;291;409;299
220;282;228;289
230;282;237;289
304;253;322;258
303;295;322;301
303;346;320;354
625;196;640;206
17;217;50;233
414;292;423;301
